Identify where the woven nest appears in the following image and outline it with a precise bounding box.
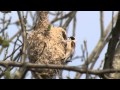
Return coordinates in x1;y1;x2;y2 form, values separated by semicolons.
27;26;67;79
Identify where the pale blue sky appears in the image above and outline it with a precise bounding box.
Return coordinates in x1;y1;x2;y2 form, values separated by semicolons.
0;11;116;79
63;11;115;78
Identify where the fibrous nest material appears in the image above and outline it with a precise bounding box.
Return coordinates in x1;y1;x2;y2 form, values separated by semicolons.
27;25;67;79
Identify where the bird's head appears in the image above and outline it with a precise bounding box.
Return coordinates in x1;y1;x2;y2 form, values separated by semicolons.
68;36;75;41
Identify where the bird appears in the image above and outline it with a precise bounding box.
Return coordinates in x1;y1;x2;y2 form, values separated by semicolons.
58;36;75;79
64;36;75;64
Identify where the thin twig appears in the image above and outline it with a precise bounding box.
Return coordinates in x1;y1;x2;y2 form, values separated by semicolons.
51;11;75;24
72;16;76;37
17;11;27;63
100;11;104;39
63;11;77;30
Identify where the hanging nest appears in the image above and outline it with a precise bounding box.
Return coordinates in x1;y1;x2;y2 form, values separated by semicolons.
27;25;67;79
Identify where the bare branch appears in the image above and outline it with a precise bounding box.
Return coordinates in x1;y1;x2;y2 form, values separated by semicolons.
51;11;75;24
63;11;77;30
17;11;27;63
0;61;120;76
75;12;118;79
100;11;104;39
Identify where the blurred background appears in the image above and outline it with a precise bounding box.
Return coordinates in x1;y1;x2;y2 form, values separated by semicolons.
0;11;117;79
